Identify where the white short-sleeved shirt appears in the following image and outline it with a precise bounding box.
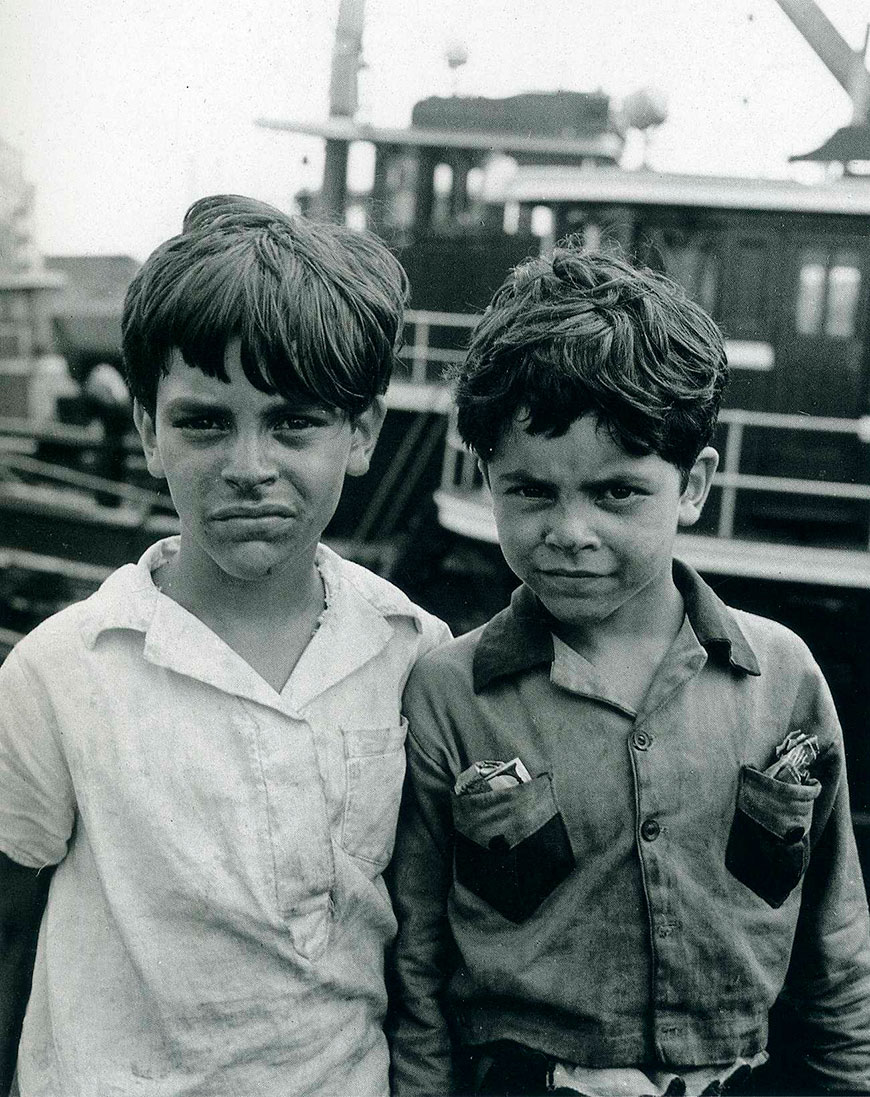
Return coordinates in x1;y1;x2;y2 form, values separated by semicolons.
0;537;450;1097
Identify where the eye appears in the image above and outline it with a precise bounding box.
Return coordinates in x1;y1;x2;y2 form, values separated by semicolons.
270;406;338;435
174;413;228;433
506;482;552;500
599;483;643;506
273;413;320;432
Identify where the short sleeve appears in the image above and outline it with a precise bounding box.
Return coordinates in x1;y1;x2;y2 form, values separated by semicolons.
0;646;76;868
417;610;453;659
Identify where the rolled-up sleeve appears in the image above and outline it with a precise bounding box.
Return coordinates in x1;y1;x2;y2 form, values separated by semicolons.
0;647;75;869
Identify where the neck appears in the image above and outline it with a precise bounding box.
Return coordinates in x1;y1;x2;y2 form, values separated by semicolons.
157;539;323;630
557;574;685;663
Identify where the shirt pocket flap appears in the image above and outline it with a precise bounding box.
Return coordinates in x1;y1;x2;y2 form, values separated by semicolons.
452;771;558;850
451;771;574;923
726;765;822;909
737;765;821;841
343;722;407;758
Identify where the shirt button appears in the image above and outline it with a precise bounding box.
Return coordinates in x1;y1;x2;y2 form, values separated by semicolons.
631;730;652;751
640;818;661;841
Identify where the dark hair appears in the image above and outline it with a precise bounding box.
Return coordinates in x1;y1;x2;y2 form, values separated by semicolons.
122;194;409;417
454;243;728;476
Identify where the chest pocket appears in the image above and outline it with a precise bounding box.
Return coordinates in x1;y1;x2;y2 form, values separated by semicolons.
726;764;822;908
452;772;575;923
341;719;407;874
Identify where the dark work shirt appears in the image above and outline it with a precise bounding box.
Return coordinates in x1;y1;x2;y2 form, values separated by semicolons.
389;561;870;1096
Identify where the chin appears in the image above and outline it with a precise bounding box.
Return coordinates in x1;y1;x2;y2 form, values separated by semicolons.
213;544;294;582
539;590;613;626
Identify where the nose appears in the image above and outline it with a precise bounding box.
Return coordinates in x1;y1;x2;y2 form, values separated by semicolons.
221;432;279;491
543;503;600;552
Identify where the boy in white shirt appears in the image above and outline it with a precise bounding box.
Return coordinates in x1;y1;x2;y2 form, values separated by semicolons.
0;194;450;1097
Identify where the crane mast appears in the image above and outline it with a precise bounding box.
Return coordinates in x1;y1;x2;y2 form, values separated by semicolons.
317;0;365;218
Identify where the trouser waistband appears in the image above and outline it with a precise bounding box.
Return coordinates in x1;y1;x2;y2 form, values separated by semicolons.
462;1041;762;1097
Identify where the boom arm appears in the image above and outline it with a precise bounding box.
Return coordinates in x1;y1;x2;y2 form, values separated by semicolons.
773;0;870;122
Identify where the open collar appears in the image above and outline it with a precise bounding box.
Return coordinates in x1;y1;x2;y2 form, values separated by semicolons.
81;537;423;712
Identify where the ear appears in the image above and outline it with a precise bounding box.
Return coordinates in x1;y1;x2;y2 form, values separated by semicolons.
677;446;718;528
133;399;167;481
477;457;491;489
346;397;387;477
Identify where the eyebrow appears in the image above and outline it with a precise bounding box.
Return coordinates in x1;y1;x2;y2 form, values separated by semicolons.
163;397;229;416
162;395;328;416
496;467;655;487
495;469;551;485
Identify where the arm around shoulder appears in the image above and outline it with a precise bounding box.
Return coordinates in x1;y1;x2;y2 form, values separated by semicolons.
389;658;463;1096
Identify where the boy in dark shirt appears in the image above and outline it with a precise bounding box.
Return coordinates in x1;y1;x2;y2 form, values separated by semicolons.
389;245;870;1096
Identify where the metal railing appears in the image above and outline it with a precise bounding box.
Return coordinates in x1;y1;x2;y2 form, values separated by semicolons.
714;409;870;545
397;309;478;384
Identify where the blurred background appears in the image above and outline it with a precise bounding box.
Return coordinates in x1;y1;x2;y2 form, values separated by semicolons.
1;0;870;874
1;1;867;257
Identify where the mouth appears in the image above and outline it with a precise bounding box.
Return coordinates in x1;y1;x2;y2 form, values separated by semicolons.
211;504;297;521
539;568;605;579
208;504;298;540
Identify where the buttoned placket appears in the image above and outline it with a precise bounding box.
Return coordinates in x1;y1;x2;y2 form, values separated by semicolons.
140;573;398;962
629;625;709;1060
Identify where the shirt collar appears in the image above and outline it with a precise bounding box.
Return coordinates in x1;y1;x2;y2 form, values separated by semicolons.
80;538;169;646
80;537;428;711
472;557;760;693
672;558;759;676
82;537;425;643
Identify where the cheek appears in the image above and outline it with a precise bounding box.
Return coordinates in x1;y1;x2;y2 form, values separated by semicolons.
493;514;540;568
617;523;676;570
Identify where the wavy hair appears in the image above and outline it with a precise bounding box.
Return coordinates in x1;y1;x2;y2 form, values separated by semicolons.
454;242;728;476
122;194;408;416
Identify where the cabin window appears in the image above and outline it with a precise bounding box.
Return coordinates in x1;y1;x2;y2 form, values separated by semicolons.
796;250;828;335
826;253;861;337
466;167;484;201
795;248;861;339
639;227;720;315
433;163;453;197
582;222;603;251
432;163;454;226
345;203;367;232
728;239;771;337
530;205;554;239
0;291;30;358
503;202;520;235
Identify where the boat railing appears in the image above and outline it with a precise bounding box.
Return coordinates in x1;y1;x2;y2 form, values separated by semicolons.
714;411;870;543
388;309;474;412
0;450;166;518
400;308;478;379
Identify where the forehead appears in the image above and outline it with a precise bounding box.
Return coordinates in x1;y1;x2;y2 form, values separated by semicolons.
157;343;308;411
490;413;674;481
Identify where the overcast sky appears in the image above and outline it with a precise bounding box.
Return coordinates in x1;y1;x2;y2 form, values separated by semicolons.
1;0;868;261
